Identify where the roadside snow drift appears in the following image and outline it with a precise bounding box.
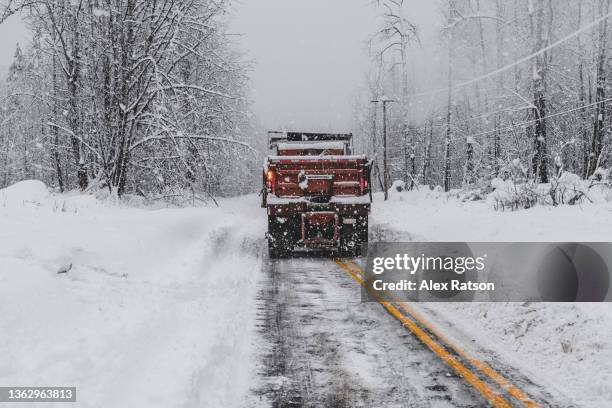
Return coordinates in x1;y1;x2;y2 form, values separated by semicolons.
0;180;51;207
372;188;612;407
0;181;265;408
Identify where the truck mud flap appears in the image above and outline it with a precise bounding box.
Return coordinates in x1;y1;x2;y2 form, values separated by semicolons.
300;211;339;248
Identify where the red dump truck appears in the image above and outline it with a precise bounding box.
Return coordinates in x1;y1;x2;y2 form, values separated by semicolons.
261;132;372;258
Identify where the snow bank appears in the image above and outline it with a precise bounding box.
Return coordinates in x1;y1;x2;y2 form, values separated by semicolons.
0;180;50;207
389;179;406;192
371;189;612;406
487;171;612;210
424;302;612;407
0;184;266;408
378;185;612;241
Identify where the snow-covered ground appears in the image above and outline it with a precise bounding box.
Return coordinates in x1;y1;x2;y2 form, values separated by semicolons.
373;186;612;242
2;180;611;407
0;181;265;408
372;188;612;407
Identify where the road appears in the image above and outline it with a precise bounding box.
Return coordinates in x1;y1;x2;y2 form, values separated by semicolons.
249;253;573;408
253;255;488;407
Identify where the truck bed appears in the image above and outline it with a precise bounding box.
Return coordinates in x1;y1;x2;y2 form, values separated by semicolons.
265;155;370;198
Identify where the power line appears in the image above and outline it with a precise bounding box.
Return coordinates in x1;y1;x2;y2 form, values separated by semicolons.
409;102;530;132
464;97;612;140
407;10;612;99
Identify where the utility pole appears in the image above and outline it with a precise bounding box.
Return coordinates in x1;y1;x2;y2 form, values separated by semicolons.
371;97;396;201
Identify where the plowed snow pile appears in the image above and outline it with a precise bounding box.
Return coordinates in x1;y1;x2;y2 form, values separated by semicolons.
373;188;612;407
0;181;265;408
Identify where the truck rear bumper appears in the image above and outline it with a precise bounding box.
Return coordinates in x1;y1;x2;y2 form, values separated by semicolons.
266;194;371;206
266;197;370;218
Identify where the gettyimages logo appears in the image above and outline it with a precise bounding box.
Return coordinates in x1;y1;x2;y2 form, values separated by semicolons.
371;253;487;275
362;242;612;302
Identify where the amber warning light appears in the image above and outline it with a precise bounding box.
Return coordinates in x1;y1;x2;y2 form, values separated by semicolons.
266;170;276;194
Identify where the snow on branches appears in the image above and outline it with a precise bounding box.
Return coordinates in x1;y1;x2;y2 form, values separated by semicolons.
0;0;257;199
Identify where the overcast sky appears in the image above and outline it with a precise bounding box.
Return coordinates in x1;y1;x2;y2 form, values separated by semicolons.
231;0;440;133
0;2;439;132
230;0;379;133
0;13;29;75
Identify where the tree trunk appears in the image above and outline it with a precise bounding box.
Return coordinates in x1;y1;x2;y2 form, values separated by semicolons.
465;139;474;185
444;3;454;192
576;0;591;179
67;7;87;190
111;0;136;196
422;119;433;186
493;0;505;176
587;0;610;177
51;42;64;192
530;0;549;183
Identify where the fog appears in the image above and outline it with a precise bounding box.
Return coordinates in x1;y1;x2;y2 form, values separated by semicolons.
231;0;374;133
0;13;29;75
0;2;440;132
231;0;440;133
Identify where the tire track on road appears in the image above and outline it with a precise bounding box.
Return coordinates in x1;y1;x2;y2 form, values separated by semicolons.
253;255;488;407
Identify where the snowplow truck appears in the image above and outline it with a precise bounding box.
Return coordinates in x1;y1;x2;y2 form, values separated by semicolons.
262;131;372;258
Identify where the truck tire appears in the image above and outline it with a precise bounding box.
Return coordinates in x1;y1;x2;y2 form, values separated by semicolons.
267;216;293;259
268;241;284;259
339;215;368;257
354;216;369;257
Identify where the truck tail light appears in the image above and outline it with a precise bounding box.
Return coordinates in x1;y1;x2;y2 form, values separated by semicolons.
267;170;276;194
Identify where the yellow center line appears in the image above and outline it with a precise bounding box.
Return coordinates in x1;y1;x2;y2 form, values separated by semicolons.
341;258;541;408
334;258;518;408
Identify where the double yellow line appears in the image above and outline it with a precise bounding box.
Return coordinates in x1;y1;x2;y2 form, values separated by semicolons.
334;258;541;408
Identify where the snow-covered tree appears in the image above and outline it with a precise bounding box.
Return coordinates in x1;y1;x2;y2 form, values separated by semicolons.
0;0;258;200
355;0;612;194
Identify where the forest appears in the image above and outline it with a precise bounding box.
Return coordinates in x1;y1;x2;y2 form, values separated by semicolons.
354;0;612;208
0;0;260;202
1;0;612;208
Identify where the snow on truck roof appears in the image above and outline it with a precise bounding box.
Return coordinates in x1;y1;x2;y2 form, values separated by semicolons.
276;141;347;151
268;131;352;142
267;155;367;162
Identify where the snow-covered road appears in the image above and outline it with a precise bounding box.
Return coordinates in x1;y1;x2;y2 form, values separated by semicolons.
251;255;487;407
